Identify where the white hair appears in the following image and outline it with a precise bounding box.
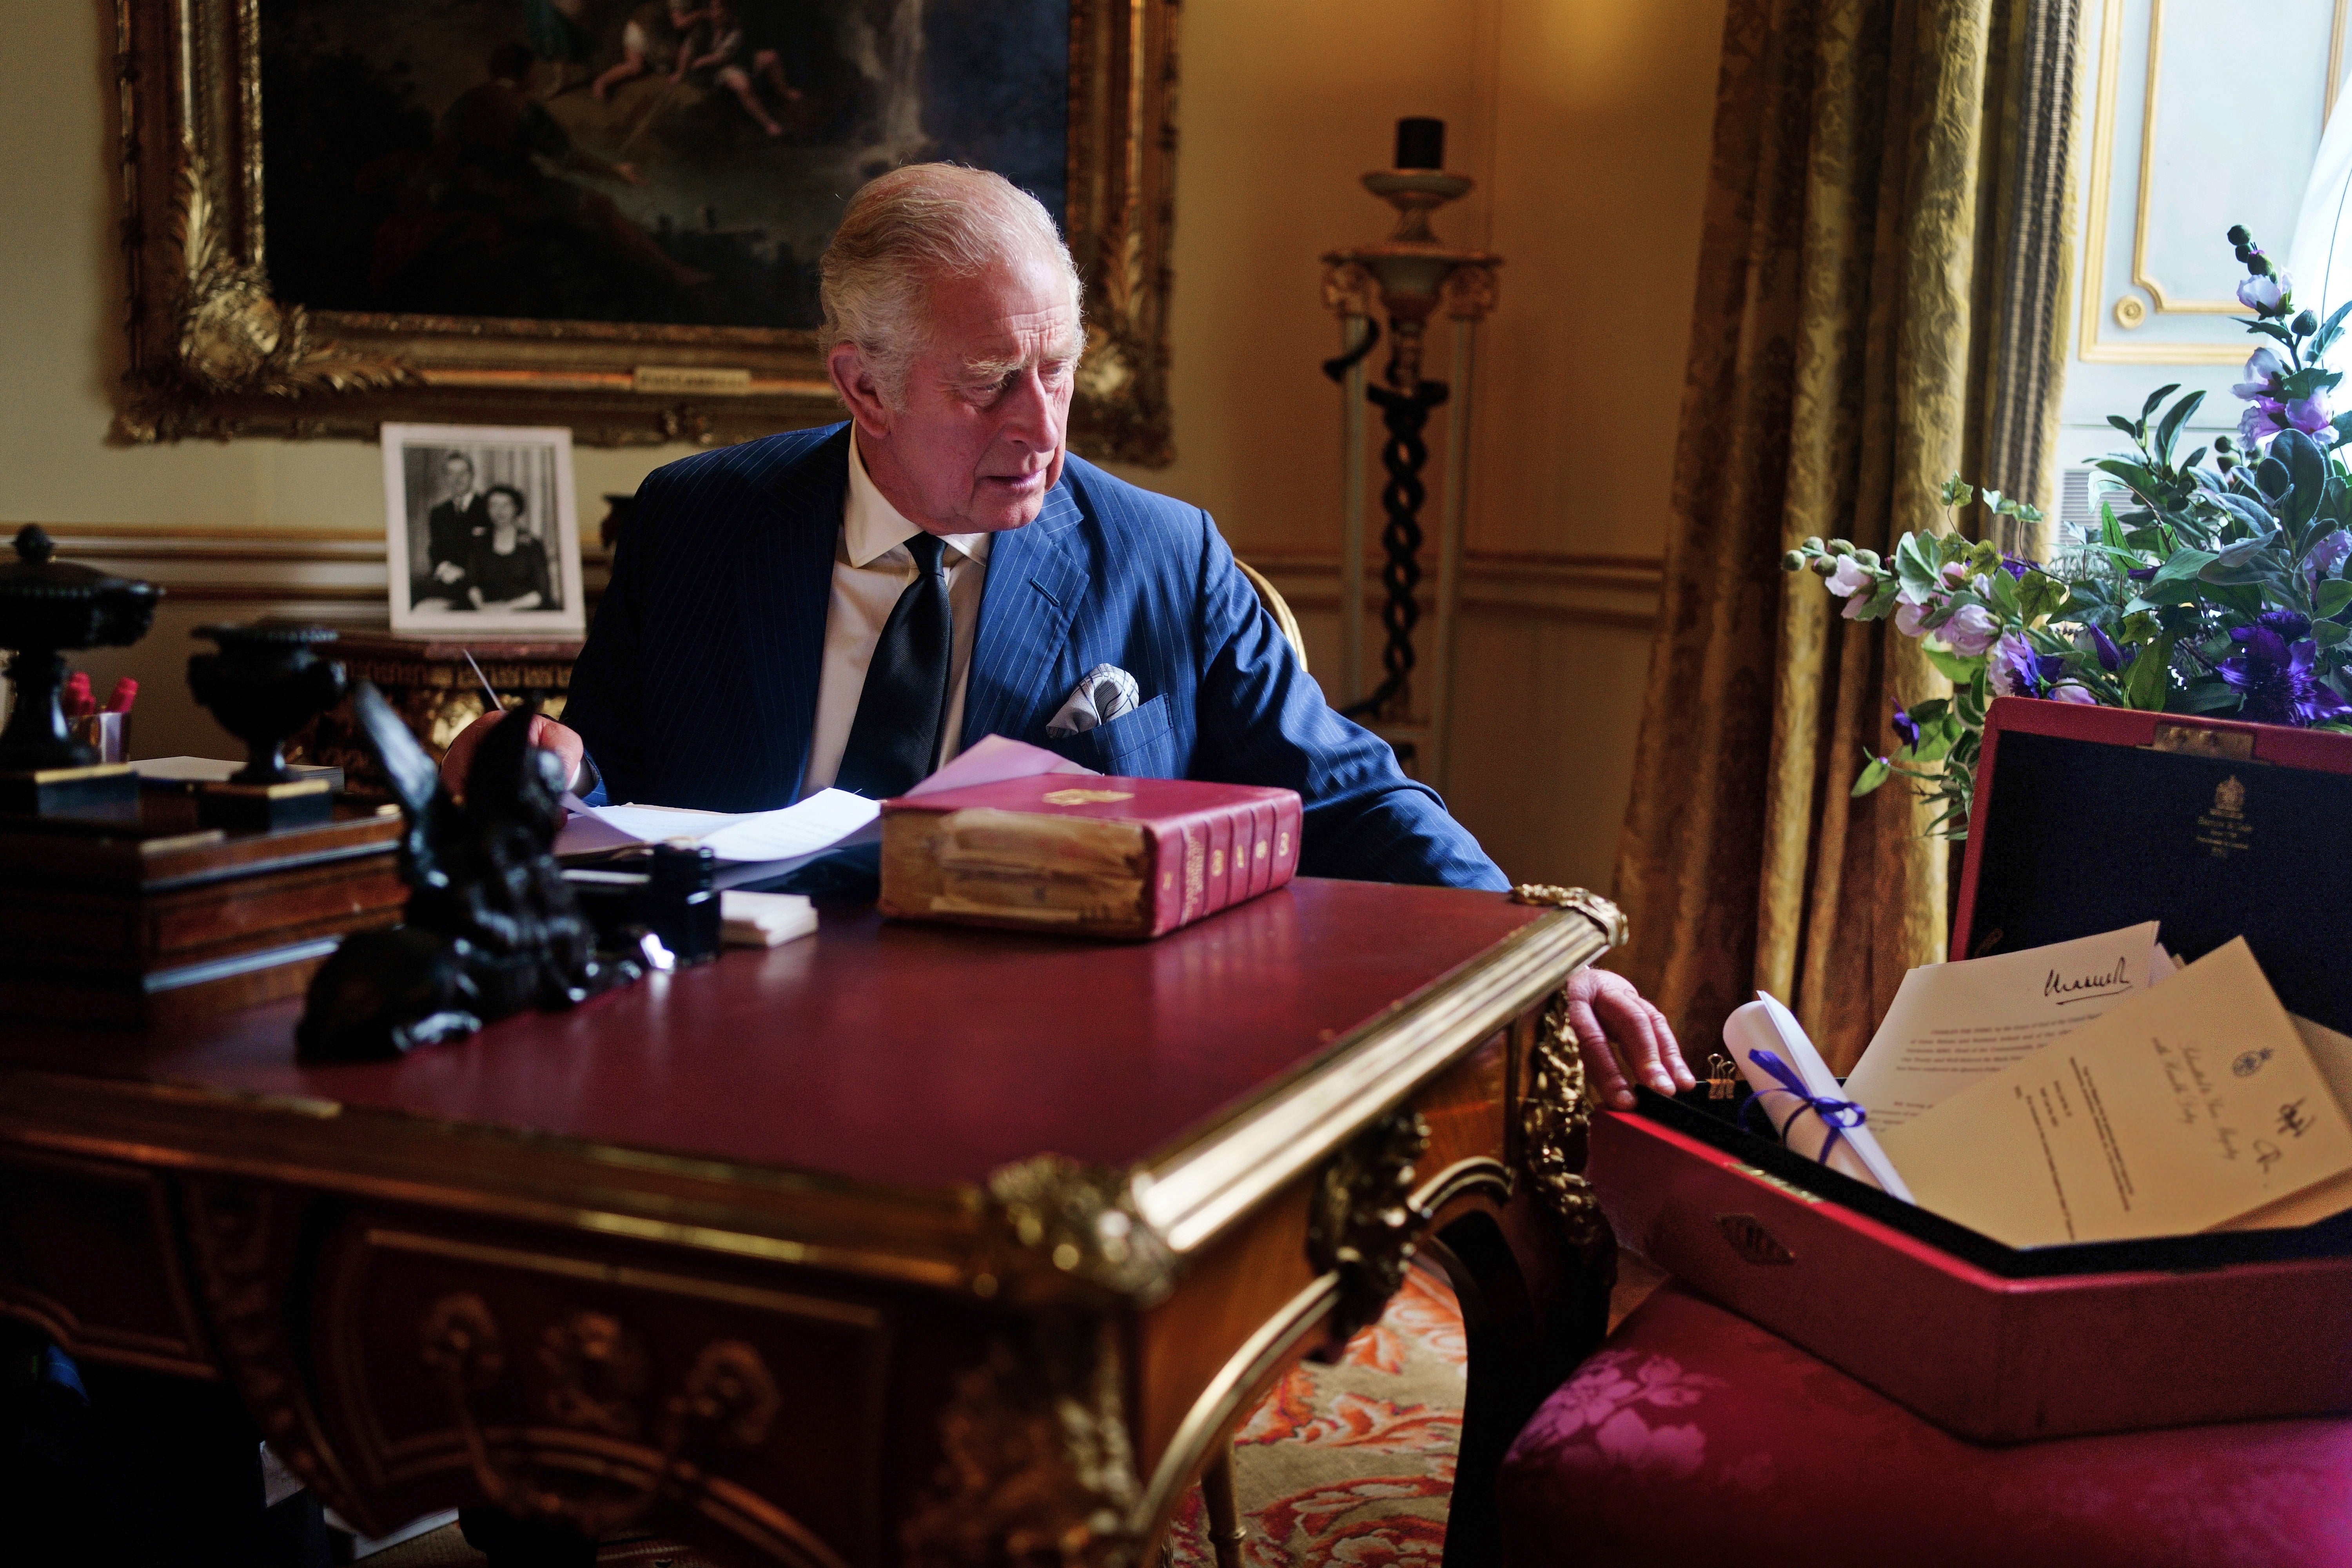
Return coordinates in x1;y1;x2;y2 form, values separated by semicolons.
819;163;1084;408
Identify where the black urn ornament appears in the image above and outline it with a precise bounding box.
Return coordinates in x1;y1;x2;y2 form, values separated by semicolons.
187;624;347;829
0;524;162;813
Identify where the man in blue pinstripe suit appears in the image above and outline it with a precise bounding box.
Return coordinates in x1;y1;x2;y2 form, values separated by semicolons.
440;164;1692;1107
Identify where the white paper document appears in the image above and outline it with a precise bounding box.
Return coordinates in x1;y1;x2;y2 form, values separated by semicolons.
2218;1013;2352;1231
1878;939;2352;1247
552;735;1095;875
1841;922;2163;1132
1723;993;1915;1201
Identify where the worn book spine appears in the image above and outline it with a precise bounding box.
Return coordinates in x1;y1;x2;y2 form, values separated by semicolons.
880;785;1303;938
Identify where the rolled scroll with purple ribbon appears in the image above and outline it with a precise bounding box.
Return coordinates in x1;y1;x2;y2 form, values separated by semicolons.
1722;993;1915;1202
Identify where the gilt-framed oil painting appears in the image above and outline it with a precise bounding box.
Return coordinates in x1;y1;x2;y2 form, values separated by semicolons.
115;0;1177;461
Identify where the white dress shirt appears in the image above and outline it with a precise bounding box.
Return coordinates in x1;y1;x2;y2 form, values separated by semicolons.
798;432;994;797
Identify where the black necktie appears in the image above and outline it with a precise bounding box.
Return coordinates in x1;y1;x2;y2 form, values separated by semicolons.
833;532;952;799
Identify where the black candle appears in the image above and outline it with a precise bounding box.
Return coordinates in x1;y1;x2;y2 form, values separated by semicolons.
1394;117;1445;171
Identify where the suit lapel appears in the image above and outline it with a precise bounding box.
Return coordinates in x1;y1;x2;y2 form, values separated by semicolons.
964;476;1089;746
737;426;851;798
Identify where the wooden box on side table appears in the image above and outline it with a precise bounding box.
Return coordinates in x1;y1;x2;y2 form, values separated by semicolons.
0;795;405;1029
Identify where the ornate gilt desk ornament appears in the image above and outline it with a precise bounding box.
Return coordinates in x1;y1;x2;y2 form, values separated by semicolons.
186;623;348;829
1321;118;1500;789
296;682;644;1062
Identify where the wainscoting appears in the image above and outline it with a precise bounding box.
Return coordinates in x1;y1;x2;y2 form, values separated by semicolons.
11;524;1660;887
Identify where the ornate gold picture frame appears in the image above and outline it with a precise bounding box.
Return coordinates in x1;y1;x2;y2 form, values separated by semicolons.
112;0;1179;463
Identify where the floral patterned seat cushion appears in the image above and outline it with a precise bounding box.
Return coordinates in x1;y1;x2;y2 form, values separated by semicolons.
1498;1284;2352;1568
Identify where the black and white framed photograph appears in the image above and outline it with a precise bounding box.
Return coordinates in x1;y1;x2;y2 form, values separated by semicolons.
381;423;585;635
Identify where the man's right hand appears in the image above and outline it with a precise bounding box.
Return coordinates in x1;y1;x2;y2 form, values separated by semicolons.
440;709;587;798
434;560;466;583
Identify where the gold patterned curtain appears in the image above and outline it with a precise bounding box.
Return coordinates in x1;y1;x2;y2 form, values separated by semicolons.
1611;0;2079;1070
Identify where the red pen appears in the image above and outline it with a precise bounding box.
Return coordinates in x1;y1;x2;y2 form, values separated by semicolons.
63;672;93;719
105;677;138;714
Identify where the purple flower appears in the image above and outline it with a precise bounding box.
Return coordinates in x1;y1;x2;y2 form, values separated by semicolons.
2258;609;2314;641
2050;682;2098;705
2287;393;2333;435
2310;529;2352;582
1940;604;2000;658
1989;632;2068;697
1893;594;1933;638
2239;273;2289;314
1892;704;1922;749
2000;557;2035;581
2127;562;2158;581
2086;624;2126;672
2216;626;2352;725
2242;399;2289;448
2233;347;2287;401
1825;555;1875;597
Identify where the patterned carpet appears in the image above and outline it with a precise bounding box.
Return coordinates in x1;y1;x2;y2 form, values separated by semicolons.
1161;1265;1468;1566
374;1256;1668;1565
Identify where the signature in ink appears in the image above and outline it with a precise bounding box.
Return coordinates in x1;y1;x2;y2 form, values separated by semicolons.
2255;1138;2285;1176
2045;960;2132;1005
2279;1100;2316;1140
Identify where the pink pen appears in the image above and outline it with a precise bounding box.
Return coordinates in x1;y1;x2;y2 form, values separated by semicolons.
62;672;93;719
105;677;138;714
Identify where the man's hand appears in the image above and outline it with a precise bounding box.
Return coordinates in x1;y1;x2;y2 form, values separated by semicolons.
433;560;466;584
1559;968;1693;1111
440;709;586;798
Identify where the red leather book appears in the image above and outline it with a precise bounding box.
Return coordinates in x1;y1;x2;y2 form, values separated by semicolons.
878;775;1302;938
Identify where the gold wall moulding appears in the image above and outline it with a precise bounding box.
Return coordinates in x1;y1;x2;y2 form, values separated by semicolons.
113;0;1180;461
2114;294;2149;328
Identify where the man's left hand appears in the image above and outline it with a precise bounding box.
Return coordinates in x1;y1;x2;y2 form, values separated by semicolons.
1558;968;1693;1111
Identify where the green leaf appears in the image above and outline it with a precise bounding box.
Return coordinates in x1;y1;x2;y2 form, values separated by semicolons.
2142;383;2181;418
2316;620;2352;647
2098;499;2129;550
2316;579;2352;617
2107;415;2140;437
2123;636;2172;710
2312;299;2352;359
2150;548;2220;590
2176;681;2243;714
1852;756;1894;797
1920;641;1981;682
2154;390;2205;465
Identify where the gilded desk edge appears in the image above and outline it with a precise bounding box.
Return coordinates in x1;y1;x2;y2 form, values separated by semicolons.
0;904;1617;1309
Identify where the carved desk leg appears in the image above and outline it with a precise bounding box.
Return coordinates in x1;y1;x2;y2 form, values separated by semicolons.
1423;989;1613;1568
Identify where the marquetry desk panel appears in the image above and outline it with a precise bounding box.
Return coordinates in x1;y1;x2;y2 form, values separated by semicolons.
0;880;1619;1568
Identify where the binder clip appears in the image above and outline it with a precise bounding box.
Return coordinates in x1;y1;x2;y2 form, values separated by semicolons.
1707;1052;1740;1101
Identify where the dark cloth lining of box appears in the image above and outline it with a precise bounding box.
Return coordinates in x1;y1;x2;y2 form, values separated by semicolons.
1969;730;2352;1035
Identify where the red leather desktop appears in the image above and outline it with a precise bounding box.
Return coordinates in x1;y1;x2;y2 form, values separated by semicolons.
0;878;1620;1568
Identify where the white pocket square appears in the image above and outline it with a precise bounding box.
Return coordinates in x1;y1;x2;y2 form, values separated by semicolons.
1045;663;1143;738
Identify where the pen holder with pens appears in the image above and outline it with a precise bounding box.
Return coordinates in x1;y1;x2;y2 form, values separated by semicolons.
0;524;160;817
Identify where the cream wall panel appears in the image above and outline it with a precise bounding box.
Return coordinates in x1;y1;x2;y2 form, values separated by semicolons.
4;0;1718;888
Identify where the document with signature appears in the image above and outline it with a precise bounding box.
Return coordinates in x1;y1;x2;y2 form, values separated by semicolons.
2218;1013;2352;1231
1877;939;2352;1246
1842;922;2162;1132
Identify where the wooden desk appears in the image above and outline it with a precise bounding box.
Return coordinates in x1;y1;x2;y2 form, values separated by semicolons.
0;879;1620;1568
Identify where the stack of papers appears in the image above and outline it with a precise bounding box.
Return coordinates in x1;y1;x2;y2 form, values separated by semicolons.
1732;926;2352;1246
719;891;817;948
554;735;1094;887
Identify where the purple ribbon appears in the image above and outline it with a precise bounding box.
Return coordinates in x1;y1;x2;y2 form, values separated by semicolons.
1740;1048;1869;1168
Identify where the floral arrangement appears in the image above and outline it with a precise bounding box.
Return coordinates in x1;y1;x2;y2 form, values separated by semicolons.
1784;225;2352;838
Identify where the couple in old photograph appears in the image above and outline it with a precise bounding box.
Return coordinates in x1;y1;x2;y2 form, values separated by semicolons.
415;452;557;615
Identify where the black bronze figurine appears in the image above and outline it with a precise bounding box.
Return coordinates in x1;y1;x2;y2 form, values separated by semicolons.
296;682;644;1062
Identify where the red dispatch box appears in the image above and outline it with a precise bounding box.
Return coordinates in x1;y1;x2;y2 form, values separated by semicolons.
1592;697;2352;1442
